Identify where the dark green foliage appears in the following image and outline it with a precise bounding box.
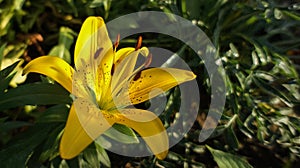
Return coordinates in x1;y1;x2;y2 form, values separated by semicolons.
0;0;299;167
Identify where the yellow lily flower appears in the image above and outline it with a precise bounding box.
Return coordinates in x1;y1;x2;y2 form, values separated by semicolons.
23;16;196;160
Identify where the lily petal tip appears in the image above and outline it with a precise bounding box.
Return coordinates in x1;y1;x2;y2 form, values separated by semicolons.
155;150;168;160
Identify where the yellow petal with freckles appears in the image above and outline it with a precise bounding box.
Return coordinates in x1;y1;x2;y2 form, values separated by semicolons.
96;47;114;103
74;16;110;67
23;56;74;92
60;98;114;159
74;16;114;103
114;47;148;67
115;109;169;160
128;68;196;105
114;47;135;65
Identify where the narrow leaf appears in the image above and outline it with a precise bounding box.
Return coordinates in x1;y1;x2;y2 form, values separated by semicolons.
0;83;71;111
0;43;6;67
102;123;139;144
224;125;239;150
207;145;253;168
0;61;19;79
95;143;111;167
83;145;100;168
37;104;69;123
0;124;56;168
0;72;16;93
0;121;32;132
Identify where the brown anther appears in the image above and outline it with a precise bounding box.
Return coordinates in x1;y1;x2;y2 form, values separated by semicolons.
114;34;120;49
144;53;152;68
94;47;103;59
133;71;142;81
111;64;115;76
135;36;142;50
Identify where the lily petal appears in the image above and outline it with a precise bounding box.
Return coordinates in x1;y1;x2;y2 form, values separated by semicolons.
74;17;111;67
115;109;169;160
60;98;114;159
23;56;74;92
117;67;196;105
114;47;148;65
114;47;135;64
111;47;149;98
74;16;114;103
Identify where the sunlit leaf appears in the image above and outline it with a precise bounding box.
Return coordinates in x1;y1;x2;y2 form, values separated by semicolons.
95;143;111;167
48;45;71;65
252;74;300;104
59;160;70;168
101;124;139;144
207;145;253;168
0;61;19;92
0;43;6;66
224;124;239;150
0;60;19;80
83;145;100;168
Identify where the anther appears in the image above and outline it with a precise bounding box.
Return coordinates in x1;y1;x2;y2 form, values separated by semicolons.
135;36;142;51
94;47;103;59
114;34;120;50
133;71;142;81
111;64;115;76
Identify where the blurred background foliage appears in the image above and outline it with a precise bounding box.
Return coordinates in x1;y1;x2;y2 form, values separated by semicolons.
0;0;300;167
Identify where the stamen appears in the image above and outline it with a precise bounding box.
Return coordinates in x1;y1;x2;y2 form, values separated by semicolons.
113;34;120;50
111;64;115;76
133;71;142;81
144;53;152;68
111;45;116;75
135;36;142;51
94;47;103;59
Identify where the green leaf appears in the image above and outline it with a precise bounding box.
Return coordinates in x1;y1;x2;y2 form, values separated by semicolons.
64;157;79;168
0;123;56;168
0;43;6;67
186;0;202;19
48;26;75;64
0;60;20;92
252;75;299;104
224;124;239;150
83;145;100;168
58;27;75;50
89;0;103;8
95;143;111;167
59;160;70;168
78;154;91;168
0;83;72;111
0;118;31;145
65;0;78;17
207;145;253;168
0;120;32;132
102;123;139;144
157;159;177;167
0;72;16;93
39;124;64;162
281;10;300;21
48;45;71;65
37;104;69;123
0;60;19;80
